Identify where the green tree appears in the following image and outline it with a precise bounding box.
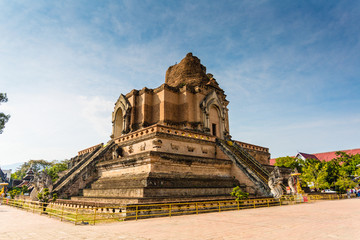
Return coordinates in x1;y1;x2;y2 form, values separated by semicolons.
323;159;341;186
334;169;357;193
0;93;10;134
332;152;360;192
299;152;360;191
355;168;360;181
274;156;304;172
37;188;57;203
11;159;68;181
11;160;50;180
8;188;21;199
301;159;330;190
45;160;69;182
21;185;29;194
37;188;58;213
336;152;360;178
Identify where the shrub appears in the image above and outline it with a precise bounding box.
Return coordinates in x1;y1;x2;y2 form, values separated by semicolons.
231;186;249;200
37;188;57;203
8;188;21;199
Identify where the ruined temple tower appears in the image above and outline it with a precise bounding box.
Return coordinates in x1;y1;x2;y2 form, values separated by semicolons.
53;53;275;204
112;53;230;138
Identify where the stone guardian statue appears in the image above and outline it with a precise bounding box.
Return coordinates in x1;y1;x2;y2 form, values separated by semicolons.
268;166;283;199
288;168;302;195
29;171;53;201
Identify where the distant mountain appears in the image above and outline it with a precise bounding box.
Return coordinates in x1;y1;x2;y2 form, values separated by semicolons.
0;162;23;171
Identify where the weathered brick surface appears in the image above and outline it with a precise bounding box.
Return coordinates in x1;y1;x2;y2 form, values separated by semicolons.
165;52;209;87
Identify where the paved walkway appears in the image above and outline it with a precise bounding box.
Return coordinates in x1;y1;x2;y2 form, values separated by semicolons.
1;199;360;240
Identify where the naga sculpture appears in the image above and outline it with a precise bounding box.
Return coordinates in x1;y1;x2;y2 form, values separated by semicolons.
288;168;302;195
29;171;53;201
268;166;283;199
288;173;296;195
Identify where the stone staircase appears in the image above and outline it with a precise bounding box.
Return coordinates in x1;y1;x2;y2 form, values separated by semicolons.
53;141;115;197
216;139;286;196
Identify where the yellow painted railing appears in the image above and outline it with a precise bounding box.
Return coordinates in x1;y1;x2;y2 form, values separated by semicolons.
1;193;356;225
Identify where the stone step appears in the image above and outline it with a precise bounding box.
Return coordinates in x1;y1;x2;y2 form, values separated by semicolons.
53;141;114;197
71;195;235;205
90;176;237;189
216;138;271;196
82;187;234;198
71;196;141;205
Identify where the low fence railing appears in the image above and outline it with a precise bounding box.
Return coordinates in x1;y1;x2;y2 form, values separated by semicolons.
1;193;356;225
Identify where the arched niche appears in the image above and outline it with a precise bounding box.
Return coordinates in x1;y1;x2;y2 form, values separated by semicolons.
112;94;131;139
114;108;124;138
209;105;221;137
200;91;229;139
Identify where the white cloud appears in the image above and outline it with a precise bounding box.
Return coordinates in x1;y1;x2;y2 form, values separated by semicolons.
0;92;114;164
77;95;113;137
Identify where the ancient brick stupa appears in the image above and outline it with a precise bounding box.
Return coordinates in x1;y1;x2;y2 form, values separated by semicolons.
53;53;274;204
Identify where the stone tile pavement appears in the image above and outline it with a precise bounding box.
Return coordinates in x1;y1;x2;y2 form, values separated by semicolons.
1;199;360;240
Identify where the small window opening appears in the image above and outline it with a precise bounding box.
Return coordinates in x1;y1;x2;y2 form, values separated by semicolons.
212;123;217;137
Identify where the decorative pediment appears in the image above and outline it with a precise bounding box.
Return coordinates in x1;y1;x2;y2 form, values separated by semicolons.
200;90;225;118
112;94;132;138
113;94;131;121
199;90;229;139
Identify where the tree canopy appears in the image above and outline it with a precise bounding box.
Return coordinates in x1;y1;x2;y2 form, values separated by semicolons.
11;159;69;182
274;152;360;192
0;93;10;134
274;156;304;172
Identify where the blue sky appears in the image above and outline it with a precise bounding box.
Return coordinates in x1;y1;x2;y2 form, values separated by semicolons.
1;0;360;167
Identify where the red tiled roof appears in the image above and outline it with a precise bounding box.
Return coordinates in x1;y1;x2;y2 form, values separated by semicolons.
269;158;276;165
269;148;360;165
313;148;360;162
